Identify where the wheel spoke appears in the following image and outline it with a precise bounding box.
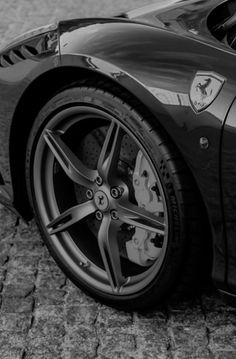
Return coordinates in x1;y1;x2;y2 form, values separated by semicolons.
98;215;126;292
97;122;123;183
44;129;97;187
47;200;96;235
118;201;165;235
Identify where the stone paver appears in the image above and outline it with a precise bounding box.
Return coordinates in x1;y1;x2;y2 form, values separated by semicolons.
0;0;236;358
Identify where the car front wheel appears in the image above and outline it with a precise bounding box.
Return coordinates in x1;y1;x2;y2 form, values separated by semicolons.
26;83;205;310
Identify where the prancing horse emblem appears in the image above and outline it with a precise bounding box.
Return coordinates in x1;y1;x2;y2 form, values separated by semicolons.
98;195;105;206
94;190;109;211
190;72;225;113
196;78;213;99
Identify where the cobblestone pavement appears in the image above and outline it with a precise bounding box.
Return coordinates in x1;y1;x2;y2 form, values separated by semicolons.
1;206;236;359
0;0;236;358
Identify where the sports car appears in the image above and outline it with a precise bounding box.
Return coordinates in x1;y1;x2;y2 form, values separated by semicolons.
0;0;236;310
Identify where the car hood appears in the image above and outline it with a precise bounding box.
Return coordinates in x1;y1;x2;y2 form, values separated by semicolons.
123;0;224;46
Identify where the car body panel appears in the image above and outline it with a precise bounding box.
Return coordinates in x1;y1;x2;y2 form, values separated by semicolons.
0;27;60;214
0;58;57;185
125;0;231;47
0;59;40;188
222;98;236;293
0;0;236;299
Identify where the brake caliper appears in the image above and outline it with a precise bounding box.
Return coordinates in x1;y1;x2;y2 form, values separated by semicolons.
126;151;164;266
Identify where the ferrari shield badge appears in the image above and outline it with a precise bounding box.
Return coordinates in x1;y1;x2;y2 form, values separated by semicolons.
190;72;225;113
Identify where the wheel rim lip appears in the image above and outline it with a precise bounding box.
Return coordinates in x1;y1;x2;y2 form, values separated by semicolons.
32;103;169;296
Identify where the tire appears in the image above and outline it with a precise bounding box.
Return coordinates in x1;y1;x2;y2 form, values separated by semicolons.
26;83;205;310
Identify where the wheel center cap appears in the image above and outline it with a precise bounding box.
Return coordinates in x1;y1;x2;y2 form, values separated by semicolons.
94;190;109;211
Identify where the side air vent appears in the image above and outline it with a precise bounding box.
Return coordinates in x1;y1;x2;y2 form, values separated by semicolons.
0;30;57;68
0;48;28;67
0;54;14;67
207;0;236;50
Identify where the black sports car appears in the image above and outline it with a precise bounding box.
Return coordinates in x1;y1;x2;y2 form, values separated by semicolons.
0;0;236;310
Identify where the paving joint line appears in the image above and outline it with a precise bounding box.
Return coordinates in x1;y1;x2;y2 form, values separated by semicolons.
199;294;214;356
93;304;102;359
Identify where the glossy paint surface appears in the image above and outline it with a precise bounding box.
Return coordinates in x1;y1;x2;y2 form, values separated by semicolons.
0;25;59;181
0;59;41;186
221;99;236;293
0;0;235;295
0;28;59;214
126;0;224;45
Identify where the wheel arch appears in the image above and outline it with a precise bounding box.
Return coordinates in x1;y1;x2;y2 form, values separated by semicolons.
10;64;212;258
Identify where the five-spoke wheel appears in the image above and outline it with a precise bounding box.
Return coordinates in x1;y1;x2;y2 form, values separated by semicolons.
26;85;203;309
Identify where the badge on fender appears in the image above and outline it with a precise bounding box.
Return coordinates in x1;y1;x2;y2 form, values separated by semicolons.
190;71;226;113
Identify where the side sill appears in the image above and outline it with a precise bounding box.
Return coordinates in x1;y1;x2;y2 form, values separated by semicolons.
219;289;236;307
0;184;20;217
